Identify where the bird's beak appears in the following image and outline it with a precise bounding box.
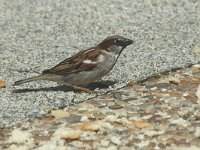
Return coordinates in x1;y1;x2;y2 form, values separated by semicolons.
121;38;134;49
123;38;134;46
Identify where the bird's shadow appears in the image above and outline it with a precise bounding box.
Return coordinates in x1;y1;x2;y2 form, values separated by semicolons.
12;80;116;93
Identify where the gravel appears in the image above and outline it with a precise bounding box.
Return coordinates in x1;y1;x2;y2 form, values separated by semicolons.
0;0;200;128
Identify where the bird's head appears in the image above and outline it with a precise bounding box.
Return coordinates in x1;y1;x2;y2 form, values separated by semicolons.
97;35;133;54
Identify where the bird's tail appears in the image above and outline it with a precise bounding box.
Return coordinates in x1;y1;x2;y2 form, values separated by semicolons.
13;75;46;86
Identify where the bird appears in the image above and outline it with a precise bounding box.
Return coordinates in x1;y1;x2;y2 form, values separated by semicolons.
13;35;133;92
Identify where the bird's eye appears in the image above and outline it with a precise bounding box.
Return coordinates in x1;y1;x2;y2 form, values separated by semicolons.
114;39;122;44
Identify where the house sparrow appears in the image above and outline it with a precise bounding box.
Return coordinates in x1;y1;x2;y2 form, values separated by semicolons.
14;35;133;92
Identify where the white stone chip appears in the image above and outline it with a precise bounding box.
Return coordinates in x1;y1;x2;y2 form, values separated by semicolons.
170;118;189;127
145;130;165;137
8;129;33;144
135;140;149;148
80;115;89;122
194;127;200;137
195;85;200;102
7;129;34;150
111;136;121;145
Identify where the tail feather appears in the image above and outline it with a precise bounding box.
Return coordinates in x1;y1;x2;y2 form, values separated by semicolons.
13;75;45;86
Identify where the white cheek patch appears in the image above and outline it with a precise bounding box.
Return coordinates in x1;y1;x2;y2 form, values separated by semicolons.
83;59;97;64
98;54;105;62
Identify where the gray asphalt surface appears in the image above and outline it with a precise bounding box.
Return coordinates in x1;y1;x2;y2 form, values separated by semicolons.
1;0;200;128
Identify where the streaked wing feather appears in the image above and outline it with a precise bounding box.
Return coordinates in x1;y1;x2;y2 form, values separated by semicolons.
42;48;101;75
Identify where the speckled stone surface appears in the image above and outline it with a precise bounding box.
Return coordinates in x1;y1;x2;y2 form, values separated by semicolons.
0;0;200;127
1;65;200;149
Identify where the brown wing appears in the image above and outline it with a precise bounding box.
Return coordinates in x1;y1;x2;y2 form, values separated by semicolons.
42;48;101;75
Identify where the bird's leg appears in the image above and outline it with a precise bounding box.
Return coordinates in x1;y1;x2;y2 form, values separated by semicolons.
72;85;94;93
